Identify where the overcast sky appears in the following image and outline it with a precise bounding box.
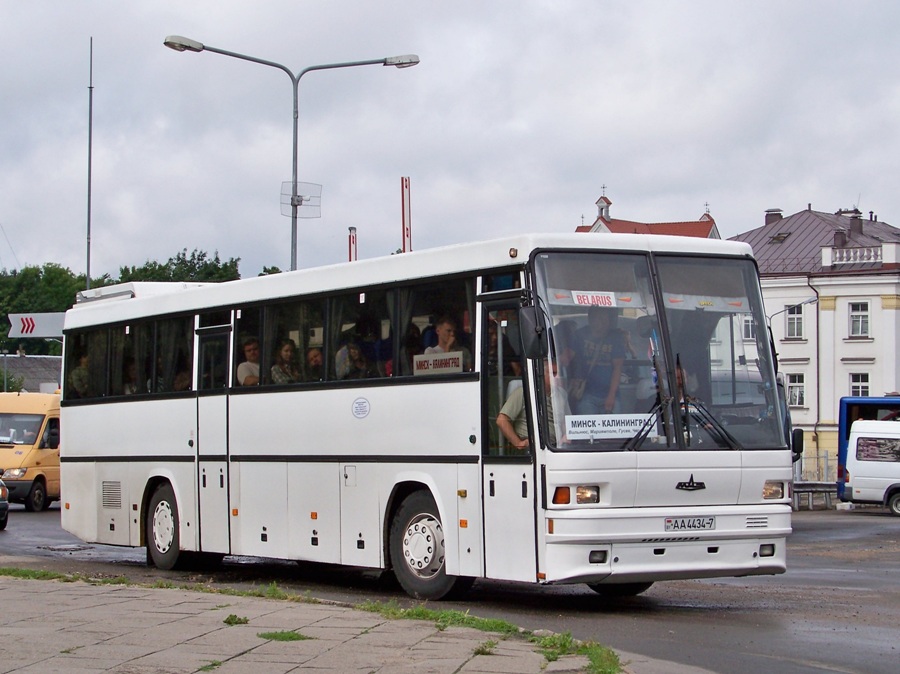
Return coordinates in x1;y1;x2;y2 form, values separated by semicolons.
2;1;899;278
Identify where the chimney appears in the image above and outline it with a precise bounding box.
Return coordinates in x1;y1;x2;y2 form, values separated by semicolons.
765;209;783;226
834;229;847;247
850;211;863;236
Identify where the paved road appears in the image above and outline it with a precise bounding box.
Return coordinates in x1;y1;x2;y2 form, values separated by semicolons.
2;505;897;673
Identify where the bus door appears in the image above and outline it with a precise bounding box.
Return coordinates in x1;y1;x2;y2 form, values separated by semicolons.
195;318;232;554
481;302;538;582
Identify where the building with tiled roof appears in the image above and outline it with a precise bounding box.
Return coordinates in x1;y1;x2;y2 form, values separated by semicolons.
576;196;721;239
0;352;61;393
731;205;900;482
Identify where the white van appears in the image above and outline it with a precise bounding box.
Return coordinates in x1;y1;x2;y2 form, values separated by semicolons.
845;420;900;516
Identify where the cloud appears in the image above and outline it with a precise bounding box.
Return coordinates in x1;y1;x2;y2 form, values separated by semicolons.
2;0;900;277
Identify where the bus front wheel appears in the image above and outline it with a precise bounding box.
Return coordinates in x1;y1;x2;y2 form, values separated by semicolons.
147;483;180;570
888;492;900;517
587;582;654;597
389;491;473;600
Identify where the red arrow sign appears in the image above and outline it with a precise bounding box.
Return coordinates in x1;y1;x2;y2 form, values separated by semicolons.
20;317;35;334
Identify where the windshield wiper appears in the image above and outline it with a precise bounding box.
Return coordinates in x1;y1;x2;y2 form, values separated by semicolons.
683;396;743;450
622;398;668;450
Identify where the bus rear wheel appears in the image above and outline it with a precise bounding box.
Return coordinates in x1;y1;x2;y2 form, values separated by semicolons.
888;492;900;517
587;582;654;597
390;491;472;600
147;483;181;570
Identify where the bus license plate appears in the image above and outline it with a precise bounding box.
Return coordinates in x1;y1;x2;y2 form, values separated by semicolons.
665;516;715;531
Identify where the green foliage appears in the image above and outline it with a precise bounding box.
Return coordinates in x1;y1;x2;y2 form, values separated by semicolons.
259;266;283;276
0;250;242;355
223;614;249;626
118;249;240;283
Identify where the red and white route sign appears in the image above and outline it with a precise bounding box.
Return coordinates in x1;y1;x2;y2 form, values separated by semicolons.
7;313;65;339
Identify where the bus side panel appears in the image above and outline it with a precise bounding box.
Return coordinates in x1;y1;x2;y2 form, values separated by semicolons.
60;461;99;543
61;399;198;550
456;462;483;578
287;463;341;563
341;462;382;568
232;461;289;558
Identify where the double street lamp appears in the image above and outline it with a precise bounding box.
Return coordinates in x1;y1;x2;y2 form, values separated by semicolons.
164;35;419;271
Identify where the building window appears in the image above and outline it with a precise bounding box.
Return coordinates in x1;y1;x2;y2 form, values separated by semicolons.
849;302;869;338
742;315;756;340
850;373;870;397
786;305;803;339
787;374;805;406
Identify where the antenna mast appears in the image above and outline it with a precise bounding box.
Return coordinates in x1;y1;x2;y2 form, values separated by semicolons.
86;37;94;290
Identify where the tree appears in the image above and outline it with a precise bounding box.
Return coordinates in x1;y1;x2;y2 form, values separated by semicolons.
118;249;241;283
0;263;84;355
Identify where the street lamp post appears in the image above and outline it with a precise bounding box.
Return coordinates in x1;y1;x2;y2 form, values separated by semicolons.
164;35;419;271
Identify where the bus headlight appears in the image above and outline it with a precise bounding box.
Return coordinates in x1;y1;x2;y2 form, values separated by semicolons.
762;480;785;500
576;485;600;504
1;468;26;480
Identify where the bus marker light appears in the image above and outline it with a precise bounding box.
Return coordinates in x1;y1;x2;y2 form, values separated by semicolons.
457;489;467;497
759;544;776;557
552;487;570;504
460;519;468;528
311;512;318;520
65;502;70;510
231;509;238;517
547;519;554;534
537;572;545;580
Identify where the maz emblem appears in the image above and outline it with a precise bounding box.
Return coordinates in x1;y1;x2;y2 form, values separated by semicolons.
676;474;706;491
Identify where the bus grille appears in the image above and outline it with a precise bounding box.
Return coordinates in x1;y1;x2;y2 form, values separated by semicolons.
745;516;768;528
102;481;122;509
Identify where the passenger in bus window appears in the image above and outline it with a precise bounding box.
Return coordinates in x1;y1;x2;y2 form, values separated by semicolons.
424;315;473;371
122;359;138;395
497;361;569;451
570;307;626;415
69;352;90;399
237;337;261;386
343;342;377;379
270;339;300;384
305;347;324;381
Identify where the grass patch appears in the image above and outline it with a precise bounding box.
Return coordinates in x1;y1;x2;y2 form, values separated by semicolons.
358;600;519;635
473;639;497;655
0;567;70;581
257;630;313;641
197;661;222;671
223;614;249;626
531;632;620;674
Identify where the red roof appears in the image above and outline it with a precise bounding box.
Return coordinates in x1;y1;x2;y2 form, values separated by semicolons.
577;211;718;238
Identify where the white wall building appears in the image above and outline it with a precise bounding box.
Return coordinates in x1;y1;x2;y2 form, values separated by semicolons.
732;206;900;480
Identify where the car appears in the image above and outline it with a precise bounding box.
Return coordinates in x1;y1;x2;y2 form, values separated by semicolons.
0;478;9;530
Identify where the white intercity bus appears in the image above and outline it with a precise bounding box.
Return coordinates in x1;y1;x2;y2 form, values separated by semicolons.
60;233;794;599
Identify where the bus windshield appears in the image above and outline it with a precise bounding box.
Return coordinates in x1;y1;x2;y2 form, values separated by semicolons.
533;252;785;451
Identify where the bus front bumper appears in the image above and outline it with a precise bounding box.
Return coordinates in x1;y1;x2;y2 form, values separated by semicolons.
542;504;791;584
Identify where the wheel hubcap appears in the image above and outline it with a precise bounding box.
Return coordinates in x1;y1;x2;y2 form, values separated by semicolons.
402;514;445;579
152;500;175;553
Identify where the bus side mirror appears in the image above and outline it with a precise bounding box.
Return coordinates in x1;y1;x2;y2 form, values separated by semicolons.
791;427;803;463
519;306;549;359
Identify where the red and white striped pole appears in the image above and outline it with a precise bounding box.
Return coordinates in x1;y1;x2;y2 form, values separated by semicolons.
348;227;358;262
401;176;412;253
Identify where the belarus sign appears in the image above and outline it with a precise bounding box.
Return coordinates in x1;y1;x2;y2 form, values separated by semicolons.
7;313;65;339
